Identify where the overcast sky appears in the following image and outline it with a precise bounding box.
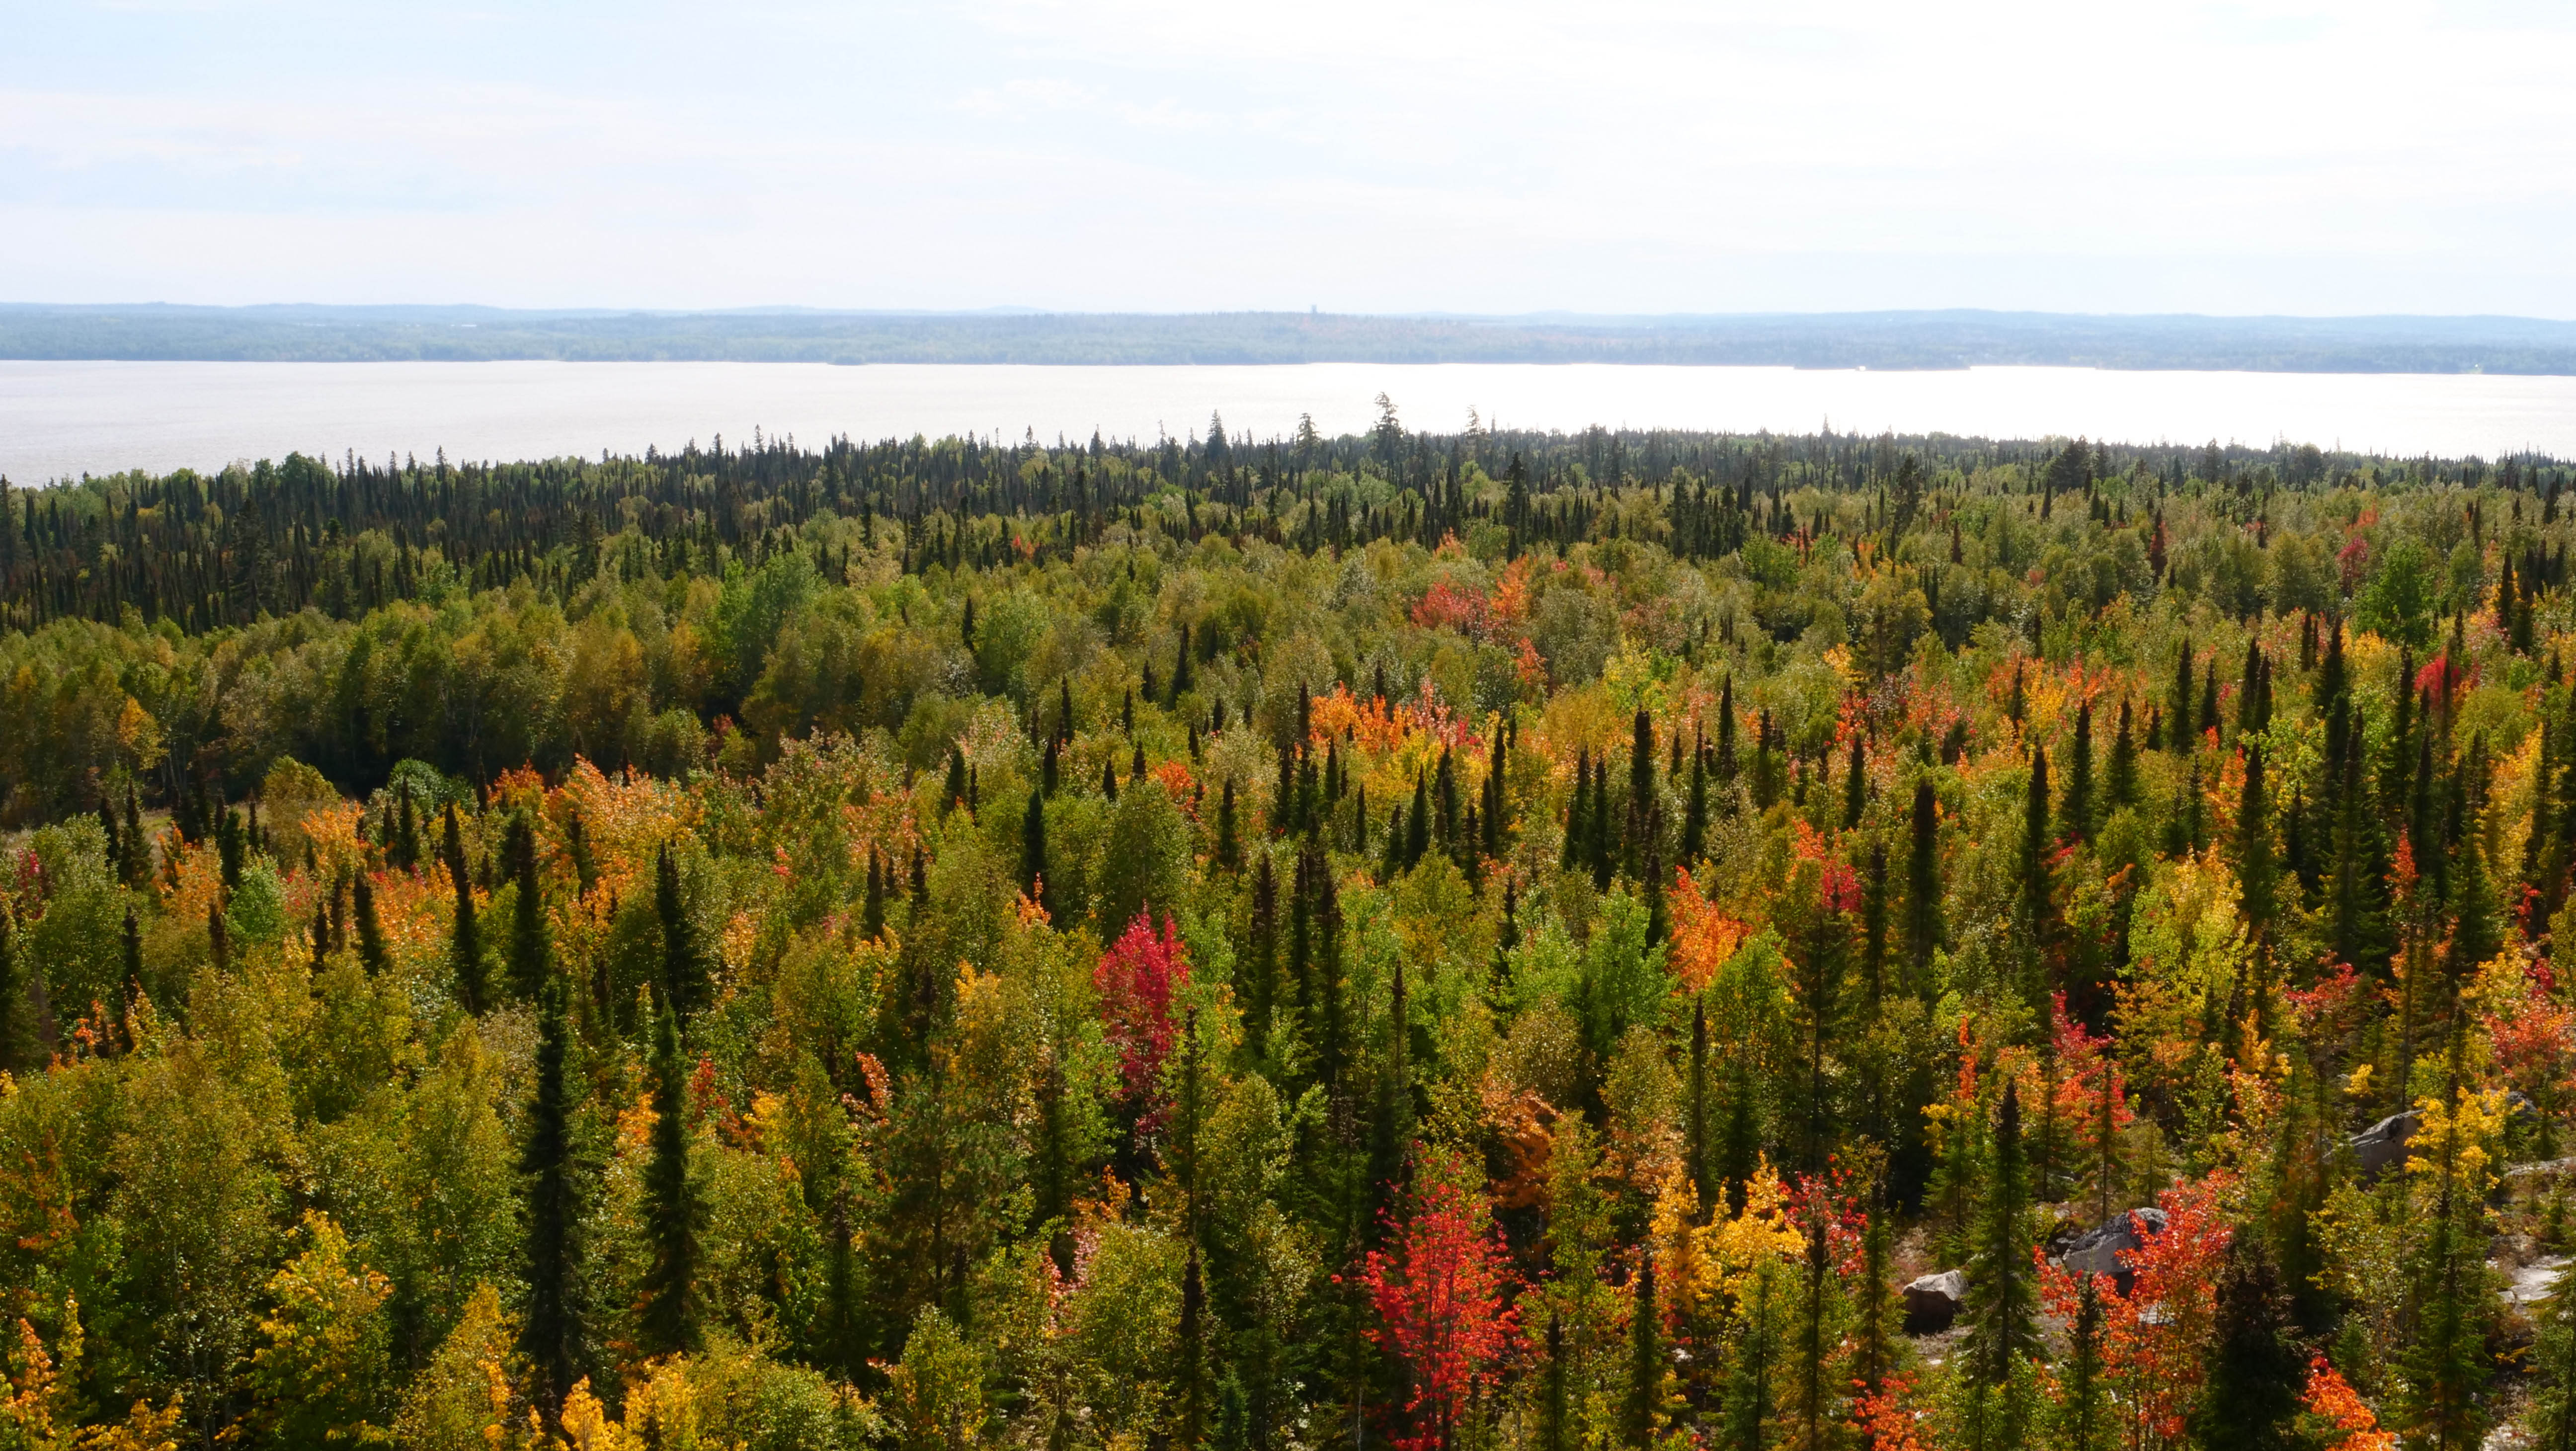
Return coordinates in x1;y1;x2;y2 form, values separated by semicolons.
4;0;2573;317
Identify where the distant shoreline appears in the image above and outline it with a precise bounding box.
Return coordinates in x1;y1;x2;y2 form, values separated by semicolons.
8;305;2576;375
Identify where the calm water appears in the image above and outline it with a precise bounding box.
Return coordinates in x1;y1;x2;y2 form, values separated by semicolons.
4;360;2573;483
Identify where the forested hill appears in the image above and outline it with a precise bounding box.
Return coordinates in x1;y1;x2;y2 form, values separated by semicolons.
9;415;2576;1449
10;303;2576;372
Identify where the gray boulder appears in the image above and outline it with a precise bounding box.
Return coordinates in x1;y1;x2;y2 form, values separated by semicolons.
2349;1110;2419;1181
2056;1208;2168;1284
1902;1270;1967;1335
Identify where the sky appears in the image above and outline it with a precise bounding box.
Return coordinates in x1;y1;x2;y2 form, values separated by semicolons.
3;0;2573;317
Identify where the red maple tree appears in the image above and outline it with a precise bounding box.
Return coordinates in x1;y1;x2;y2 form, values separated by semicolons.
1094;912;1192;1129
1364;1154;1521;1451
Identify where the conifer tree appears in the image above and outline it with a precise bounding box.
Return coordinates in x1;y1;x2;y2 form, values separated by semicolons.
352;871;388;976
1246;853;1278;1061
1683;728;1708;864
2064;697;2094;842
1624;1248;1663;1446
2170;638;2196;754
1906;779;1942;994
2106;698;2138;809
639;993;701;1357
1843;733;1866;830
2054;1274;2108;1451
507;812;548;1000
2193;1236;2303;1451
0;906;17;1071
520;976;581;1415
862;848;886;940
656;843;701;1016
1021;787;1049;913
1716;677;1739;784
2237;743;2275;940
444;804;486;1014
1968;1082;2040;1402
1563;749;1590;871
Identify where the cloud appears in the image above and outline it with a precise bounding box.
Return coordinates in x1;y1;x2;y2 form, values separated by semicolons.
1;0;2571;312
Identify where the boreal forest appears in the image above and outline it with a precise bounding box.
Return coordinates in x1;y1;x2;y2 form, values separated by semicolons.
2;406;2576;1451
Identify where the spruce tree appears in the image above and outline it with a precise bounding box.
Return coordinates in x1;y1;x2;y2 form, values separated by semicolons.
1624;1247;1663;1446
1843;733;1866;830
2106;698;2138;809
2169;638;2196;754
2055;1274;2108;1451
1905;779;1942;995
2192;1236;2303;1451
444;804;486;1015
507;812;547;1000
1563;749;1590;871
2236;743;2275;940
352;871;389;976
520;977;581;1414
0;906;17;1071
656;843;702;1016
1968;1082;2040;1392
1022;787;1050;913
2063;698;2094;842
639;993;701;1357
1683;728;1708;864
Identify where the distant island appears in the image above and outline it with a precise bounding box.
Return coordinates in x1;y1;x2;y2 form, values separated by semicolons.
9;303;2576;374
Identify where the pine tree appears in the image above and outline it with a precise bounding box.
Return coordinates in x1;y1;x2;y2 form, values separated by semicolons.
507;812;548;1000
639;993;701;1357
520;976;581;1414
444;804;486;1014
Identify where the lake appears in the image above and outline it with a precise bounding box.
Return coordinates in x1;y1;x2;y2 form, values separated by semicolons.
3;359;2573;484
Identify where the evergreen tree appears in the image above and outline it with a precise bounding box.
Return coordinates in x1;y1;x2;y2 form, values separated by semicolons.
0;906;18;1071
1683;727;1708;864
1905;779;1942;995
520;977;582;1415
352;871;388;976
656;843;702;1016
1624;1247;1663;1446
639;993;701;1357
2106;698;2138;809
2054;1274;2108;1451
1563;749;1591;871
1022;787;1050;913
1843;733;1866;830
2170;638;2197;755
1968;1082;2040;1393
2237;743;2275;940
2063;698;2094;842
444;804;486;1015
862;848;886;940
2192;1236;2303;1451
507;812;548;1000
